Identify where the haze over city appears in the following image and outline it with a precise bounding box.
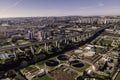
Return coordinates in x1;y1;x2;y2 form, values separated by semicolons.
0;0;120;18
1;0;120;80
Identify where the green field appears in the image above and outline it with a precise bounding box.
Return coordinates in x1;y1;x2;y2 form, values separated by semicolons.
115;72;120;80
100;39;112;44
35;61;45;68
22;65;36;73
95;47;105;54
0;51;5;54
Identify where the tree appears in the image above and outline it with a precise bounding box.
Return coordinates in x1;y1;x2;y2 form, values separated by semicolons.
7;70;16;78
20;60;28;68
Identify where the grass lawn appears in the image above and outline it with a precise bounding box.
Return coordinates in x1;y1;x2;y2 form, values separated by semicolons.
95;47;105;54
115;72;120;80
26;66;35;71
35;61;45;68
32;75;52;80
60;61;66;64
22;65;36;73
99;39;112;45
96;48;102;53
0;51;6;54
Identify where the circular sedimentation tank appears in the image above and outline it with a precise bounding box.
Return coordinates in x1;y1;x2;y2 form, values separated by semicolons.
45;59;59;67
57;55;69;61
69;60;84;68
76;76;83;80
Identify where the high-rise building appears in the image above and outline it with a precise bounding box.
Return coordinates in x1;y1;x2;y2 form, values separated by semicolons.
38;31;43;41
28;30;34;40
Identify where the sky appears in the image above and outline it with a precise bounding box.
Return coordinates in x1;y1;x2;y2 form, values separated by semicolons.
0;0;120;18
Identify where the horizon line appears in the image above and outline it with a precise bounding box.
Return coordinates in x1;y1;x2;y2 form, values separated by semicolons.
0;14;120;19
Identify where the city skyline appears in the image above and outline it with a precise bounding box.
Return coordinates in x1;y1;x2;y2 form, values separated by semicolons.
0;0;120;18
